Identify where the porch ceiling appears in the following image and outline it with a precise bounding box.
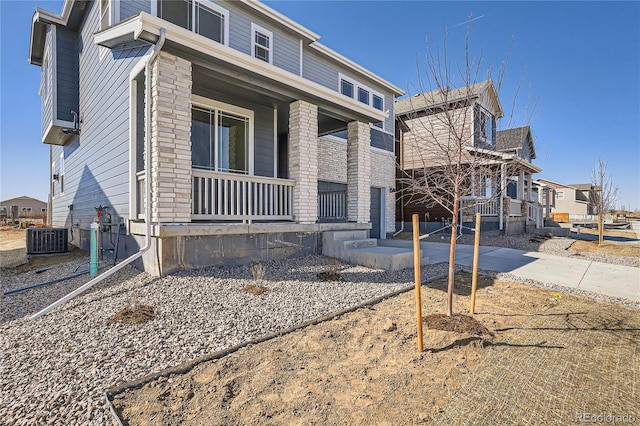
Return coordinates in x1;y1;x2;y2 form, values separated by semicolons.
192;65;349;136
94;12;387;126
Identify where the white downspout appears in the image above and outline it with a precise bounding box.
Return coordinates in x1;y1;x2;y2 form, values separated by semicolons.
30;29;166;320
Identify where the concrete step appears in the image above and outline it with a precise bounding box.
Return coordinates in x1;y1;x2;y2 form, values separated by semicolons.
323;230;369;243
341;238;377;250
343;246;429;271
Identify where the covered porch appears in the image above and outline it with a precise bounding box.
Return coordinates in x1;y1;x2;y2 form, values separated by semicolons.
125;46;383;274
460;153;543;234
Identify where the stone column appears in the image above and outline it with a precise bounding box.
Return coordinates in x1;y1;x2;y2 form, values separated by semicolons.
347;121;371;223
150;51;192;223
288;100;318;223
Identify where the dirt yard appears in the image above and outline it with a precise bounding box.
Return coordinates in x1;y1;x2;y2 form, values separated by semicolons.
111;275;567;425
0;227;87;271
569;227;640;258
3;227;638;424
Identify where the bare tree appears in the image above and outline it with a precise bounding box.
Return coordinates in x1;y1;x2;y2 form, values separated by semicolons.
397;23;535;316
590;158;620;245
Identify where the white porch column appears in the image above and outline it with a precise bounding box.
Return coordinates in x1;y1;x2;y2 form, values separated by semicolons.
518;170;525;200
150;51;192;223
527;173;532;201
347;121;371;223
288;100;318;223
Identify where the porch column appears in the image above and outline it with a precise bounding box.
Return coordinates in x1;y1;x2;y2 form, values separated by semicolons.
527;173;532;201
347;121;370;223
150;51;192;223
518;170;525;200
289;100;318;223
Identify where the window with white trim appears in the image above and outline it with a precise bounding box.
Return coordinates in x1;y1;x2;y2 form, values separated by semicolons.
251;23;272;64
191;99;252;174
40;52;50;100
158;0;228;45
338;73;385;111
556;191;564;200
100;0;110;30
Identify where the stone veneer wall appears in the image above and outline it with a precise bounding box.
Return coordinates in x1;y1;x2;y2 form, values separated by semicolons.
347;121;371;223
289;100;318;223
319;132;396;233
150;51;192;223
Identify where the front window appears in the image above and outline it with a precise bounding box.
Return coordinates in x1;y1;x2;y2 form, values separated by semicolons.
341;79;354;98
251;23;272;64
556;191;564;200
358;87;369;104
372;94;384;111
191;101;251;174
159;0;228;45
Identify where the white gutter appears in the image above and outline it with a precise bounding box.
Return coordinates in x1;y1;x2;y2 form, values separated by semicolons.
94;13;389;123
30;29;166;320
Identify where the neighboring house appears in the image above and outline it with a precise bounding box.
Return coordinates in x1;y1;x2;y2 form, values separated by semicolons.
536;179;600;218
395;81;542;235
29;0;404;275
0;196;48;219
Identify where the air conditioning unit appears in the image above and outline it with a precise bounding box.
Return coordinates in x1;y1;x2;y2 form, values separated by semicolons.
26;228;69;254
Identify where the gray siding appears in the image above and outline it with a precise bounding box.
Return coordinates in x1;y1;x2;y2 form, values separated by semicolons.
41;26;53;135
302;49;336;90
120;0;151;20
55;27;79;123
51;0;150;230
371;128;394;152
223;0;300;75
193;87;275;178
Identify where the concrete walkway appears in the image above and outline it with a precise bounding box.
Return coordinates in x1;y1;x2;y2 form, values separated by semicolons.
379;240;640;302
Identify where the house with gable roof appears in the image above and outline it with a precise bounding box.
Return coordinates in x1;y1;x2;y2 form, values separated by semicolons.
395;81;543;235
29;0;404;275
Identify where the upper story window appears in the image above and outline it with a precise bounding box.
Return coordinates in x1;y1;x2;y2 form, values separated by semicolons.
158;0;229;45
339;74;386;130
40;52;50;100
251;23;272;64
357;87;369;105
556;191;564;200
100;0;110;30
372;94;384;111
339;73;385;111
474;104;496;148
340;78;354;99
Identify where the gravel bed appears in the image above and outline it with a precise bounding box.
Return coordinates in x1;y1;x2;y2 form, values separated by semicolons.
2;233;638;425
1;255;449;425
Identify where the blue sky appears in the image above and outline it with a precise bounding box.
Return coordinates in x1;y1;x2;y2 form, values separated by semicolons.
1;1;639;210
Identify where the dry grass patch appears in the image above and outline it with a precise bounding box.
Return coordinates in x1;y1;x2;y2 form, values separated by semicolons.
108;304;156;324
240;285;267;295
569;240;640;258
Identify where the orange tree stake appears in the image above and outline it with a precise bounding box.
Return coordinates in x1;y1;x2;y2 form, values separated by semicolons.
412;214;424;352
470;212;481;315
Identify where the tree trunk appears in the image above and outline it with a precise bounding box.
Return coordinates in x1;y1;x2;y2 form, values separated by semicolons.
598;213;604;246
447;221;457;316
447;195;459;317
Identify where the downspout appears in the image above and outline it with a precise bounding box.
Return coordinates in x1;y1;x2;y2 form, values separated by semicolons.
30;29;166;320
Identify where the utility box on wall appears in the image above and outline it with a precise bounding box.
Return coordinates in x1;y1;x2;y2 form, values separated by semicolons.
26;228;68;254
